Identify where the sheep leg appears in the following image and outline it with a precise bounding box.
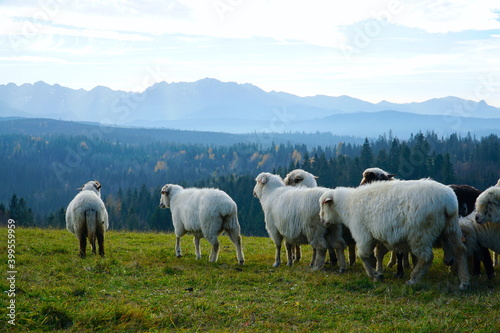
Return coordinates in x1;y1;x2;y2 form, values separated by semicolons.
480;247;495;279
175;237;182;258
271;234;283;267
226;229;245;265
294;245;301;262
348;244;356;266
334;248;347;273
406;248;433;286
96;225;105;257
387;251;397;268
311;248;327;271
273;242;282;268
403;252;411;270
375;243;389;273
442;232;470;290
358;241;383;281
394;252;405;279
207;237;220;263
285;243;294;266
193;236;202;260
79;231;87;258
360;253;384;282
310;248;316;267
328;248;338;267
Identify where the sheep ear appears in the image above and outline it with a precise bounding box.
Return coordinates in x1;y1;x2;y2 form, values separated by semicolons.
94;181;101;190
314;176;319;179
77;186;83;191
322;197;333;204
259;175;268;184
388;174;396;179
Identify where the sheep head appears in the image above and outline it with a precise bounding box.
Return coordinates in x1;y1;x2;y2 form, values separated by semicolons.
360;167;395;185
78;180;102;197
253;172;284;199
319;191;338;226
475;184;500;224
283;169;318;187
159;184;172;209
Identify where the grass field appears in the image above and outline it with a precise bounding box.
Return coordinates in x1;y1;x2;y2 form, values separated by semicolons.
1;228;500;332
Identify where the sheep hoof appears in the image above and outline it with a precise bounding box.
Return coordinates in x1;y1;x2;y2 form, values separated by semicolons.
459;283;470;290
394;271;404;279
374;274;384;282
239;260;245;265
273;263;280;268
405;279;416;285
487;273;495;280
338;267;346;274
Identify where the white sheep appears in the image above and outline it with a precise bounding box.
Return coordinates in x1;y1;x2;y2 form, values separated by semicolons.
360;167;396;185
475;179;500;225
360;167;409;274
253;172;346;272
283;168;318;188
284;169;356;266
458;213;496;279
159;184;244;264
319;178;470;289
473;179;500;269
66;180;109;258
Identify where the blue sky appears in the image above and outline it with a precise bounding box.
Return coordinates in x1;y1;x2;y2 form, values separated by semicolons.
1;0;500;106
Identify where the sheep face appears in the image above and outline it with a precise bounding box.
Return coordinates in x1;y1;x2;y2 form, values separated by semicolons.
360;168;395;185
79;180;102;197
283;169;318;187
475;185;500;224
319;191;339;226
253;173;271;199
159;185;171;209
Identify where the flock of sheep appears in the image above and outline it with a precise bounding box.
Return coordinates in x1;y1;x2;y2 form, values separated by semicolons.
65;168;500;290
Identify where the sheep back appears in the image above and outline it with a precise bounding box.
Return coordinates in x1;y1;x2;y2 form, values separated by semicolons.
325;179;459;249
66;191;109;234
169;187;239;235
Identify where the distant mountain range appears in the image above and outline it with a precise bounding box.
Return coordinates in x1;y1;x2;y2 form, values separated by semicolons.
1;78;499;138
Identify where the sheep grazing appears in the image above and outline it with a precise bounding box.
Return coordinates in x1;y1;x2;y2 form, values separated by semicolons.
319;178;470;290
360;167;395;185
458;214;496;279
159;184;244;265
478;179;500;267
475;180;500;225
253;172;346;272
284;169;357;266
66;180;109;258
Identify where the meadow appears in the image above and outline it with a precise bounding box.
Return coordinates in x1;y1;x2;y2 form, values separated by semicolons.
1;228;499;332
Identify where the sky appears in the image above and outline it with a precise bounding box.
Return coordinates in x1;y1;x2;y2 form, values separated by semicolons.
1;0;500;106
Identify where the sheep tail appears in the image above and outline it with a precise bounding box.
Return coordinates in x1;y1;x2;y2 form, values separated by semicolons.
222;211;240;232
85;209;97;246
443;196;460;234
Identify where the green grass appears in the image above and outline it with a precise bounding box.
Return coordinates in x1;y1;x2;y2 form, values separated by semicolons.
1;228;500;332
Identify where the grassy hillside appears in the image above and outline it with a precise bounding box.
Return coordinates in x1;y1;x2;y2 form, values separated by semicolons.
1;228;499;332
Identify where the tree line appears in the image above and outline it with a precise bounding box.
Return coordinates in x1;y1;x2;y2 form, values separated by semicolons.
1;131;499;236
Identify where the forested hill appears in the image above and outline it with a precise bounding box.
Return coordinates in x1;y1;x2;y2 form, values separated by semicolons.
0;117;362;147
0;120;499;236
